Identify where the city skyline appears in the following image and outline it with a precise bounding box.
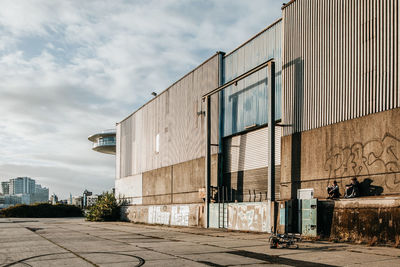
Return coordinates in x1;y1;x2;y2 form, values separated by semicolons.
0;176;96;199
0;0;282;199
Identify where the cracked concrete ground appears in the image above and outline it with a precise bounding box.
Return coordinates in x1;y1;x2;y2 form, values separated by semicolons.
0;218;399;267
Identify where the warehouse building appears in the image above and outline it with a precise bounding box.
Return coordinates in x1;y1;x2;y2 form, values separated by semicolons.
280;0;399;241
116;54;221;227
116;0;399;241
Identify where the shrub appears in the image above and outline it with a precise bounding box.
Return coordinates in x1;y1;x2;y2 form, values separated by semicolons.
0;203;83;218
85;192;121;221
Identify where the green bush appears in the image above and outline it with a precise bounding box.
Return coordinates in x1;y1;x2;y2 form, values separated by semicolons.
85;192;121;221
0;203;83;218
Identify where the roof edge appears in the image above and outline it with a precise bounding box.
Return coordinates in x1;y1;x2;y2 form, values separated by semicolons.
281;0;297;10
224;18;282;58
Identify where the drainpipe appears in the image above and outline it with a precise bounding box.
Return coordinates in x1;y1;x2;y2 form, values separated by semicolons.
267;61;276;231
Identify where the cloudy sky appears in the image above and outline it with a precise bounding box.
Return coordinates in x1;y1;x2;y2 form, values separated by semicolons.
0;0;282;199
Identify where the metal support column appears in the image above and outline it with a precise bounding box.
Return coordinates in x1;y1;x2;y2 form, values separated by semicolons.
267;61;276;233
217;52;225;189
205;95;211;228
267;61;276;202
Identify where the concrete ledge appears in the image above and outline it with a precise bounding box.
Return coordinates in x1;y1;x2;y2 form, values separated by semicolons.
319;197;400;244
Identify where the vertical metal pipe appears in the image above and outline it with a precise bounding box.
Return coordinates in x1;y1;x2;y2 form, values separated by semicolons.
218;52;225;189
205;95;211;228
268;61;276;202
222;186;225;228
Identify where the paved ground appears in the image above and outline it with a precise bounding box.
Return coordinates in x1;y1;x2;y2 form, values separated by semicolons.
0;218;399;267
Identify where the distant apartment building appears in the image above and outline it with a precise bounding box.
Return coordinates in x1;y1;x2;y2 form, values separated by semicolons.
32;184;49;203
50;193;58;205
9;177;35;195
0;177;49;206
82;190;99;208
86;195;98;207
1;181;9;195
70;196;83;208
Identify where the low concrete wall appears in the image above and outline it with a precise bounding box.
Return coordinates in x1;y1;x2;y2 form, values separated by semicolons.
319;197;400;244
121;203;205;227
209;202;271;232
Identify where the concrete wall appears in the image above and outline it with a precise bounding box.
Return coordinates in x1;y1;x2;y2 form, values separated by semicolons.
140;155;218;205
115;174;142;204
121;203;205;227
142;165;172;205
281;108;400;200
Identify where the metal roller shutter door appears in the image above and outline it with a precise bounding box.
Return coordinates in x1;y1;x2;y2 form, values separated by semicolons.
224;126;281;173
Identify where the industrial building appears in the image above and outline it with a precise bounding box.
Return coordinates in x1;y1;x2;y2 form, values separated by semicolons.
115;0;399;242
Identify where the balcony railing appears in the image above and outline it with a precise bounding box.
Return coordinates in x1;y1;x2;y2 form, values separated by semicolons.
93;139;116;148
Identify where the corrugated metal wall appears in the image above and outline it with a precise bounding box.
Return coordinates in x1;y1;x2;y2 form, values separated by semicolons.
117;55;220;179
282;0;399;136
224;127;281;173
222;20;282;137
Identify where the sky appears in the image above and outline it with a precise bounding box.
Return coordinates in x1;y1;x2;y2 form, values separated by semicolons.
0;0;282;199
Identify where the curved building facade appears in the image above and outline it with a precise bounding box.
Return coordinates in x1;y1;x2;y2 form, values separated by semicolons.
88;129;116;155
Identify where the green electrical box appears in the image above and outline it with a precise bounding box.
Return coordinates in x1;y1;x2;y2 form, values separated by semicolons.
299;198;317;237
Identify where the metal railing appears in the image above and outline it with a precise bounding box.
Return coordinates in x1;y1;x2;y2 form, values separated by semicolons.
93;139;116;148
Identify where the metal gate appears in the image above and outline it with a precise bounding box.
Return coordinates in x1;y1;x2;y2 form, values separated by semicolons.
209;186;228;229
216;186;228;228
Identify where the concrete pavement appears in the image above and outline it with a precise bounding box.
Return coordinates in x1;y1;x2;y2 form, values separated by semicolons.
0;218;399;266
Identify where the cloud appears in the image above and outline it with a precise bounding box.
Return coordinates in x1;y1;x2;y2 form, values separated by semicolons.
0;0;282;199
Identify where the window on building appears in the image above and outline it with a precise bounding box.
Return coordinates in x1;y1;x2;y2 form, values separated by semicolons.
155;133;160;153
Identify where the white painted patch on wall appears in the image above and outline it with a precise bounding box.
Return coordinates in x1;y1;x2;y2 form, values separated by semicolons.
227;201;271;232
115;174;142;204
171;205;189;226
148;206;170;225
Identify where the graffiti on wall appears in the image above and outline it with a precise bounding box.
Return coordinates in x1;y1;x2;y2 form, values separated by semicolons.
324;132;400;192
171;205;189;226
147;205;190;226
228;203;270;232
